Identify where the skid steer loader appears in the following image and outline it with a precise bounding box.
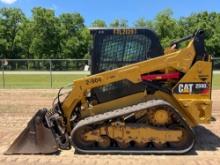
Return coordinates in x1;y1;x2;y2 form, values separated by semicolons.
5;28;213;155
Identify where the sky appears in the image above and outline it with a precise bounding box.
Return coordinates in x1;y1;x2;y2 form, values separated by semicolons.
0;0;220;26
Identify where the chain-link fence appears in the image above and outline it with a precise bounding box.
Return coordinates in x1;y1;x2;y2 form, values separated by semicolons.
0;59;90;88
0;58;219;89
212;57;220;90
213;57;220;70
0;59;89;71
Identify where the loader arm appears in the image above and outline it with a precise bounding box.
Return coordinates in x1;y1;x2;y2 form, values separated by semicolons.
62;40;196;131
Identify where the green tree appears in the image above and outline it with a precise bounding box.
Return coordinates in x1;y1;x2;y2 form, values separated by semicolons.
153;9;180;47
58;13;90;59
0;7;219;61
179;11;220;56
0;8;25;59
109;19;128;27
29;7;60;59
134;18;154;29
16;19;34;59
91;19;107;27
134;17;147;27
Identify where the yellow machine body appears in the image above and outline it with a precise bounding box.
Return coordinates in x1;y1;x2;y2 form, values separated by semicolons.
62;40;212;130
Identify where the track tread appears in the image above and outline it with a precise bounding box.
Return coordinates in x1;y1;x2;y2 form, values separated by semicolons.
71;100;195;154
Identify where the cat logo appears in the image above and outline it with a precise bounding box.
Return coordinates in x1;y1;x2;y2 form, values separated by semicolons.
174;82;209;94
178;83;194;94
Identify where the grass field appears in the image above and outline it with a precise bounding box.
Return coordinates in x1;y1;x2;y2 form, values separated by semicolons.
0;71;219;89
213;73;220;89
0;72;88;88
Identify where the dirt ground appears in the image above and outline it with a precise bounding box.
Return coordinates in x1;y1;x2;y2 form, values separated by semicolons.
0;89;220;165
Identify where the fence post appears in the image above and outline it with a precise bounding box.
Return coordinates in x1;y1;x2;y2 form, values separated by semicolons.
27;59;29;70
2;63;5;88
49;59;52;88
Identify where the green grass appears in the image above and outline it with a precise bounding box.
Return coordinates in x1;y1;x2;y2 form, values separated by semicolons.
0;74;87;88
212;74;220;89
0;73;219;89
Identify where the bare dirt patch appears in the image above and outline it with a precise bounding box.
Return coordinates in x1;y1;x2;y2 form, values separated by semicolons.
0;89;220;165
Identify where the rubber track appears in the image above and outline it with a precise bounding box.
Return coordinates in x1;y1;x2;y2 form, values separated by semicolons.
71;100;195;154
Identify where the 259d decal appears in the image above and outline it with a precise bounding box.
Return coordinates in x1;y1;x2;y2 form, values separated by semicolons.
174;82;209;94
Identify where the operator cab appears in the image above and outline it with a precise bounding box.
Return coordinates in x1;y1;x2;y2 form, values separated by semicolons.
89;28;164;103
90;28;164;74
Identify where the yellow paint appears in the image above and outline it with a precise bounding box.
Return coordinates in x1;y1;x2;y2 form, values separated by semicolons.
59;38;212;133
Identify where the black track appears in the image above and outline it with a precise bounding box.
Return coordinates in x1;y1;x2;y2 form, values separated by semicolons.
71;100;195;154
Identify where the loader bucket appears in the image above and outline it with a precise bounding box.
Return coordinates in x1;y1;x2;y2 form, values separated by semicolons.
4;109;59;155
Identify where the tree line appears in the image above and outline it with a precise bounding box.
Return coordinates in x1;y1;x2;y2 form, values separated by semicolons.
0;7;220;60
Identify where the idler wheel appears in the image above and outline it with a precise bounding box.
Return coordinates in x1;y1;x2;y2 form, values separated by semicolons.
72;126;95;148
98;136;111;148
